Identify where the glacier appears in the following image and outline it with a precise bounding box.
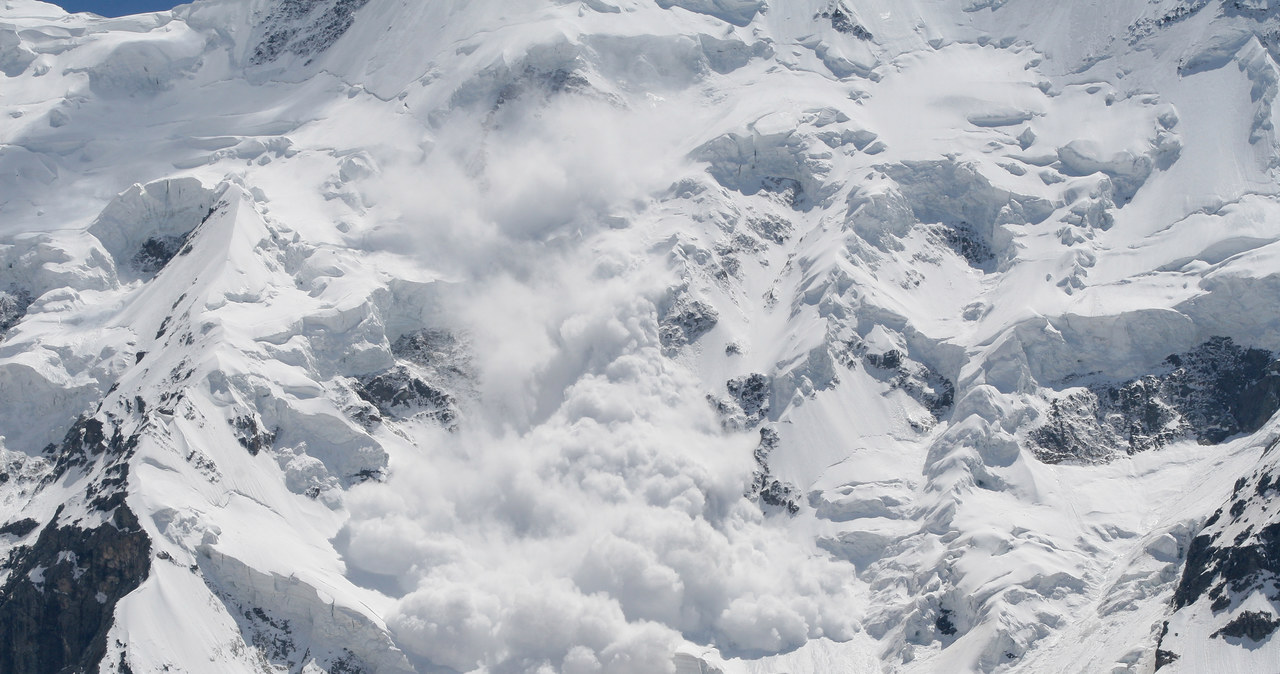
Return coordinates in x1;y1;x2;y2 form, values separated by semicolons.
2;0;1280;672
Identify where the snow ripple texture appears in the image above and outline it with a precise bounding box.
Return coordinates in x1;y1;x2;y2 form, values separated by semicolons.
2;0;1280;673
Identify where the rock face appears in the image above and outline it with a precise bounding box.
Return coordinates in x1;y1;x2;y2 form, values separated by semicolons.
748;428;800;515
818;2;874;39
249;0;373;66
864;348;954;420
391;330;471;385
1211;610;1280;641
659;293;720;355
131;235;188;275
1173;452;1280;615
0;404;151;674
710;373;773;430
355;366;457;429
0;288;31;338
1157;436;1280;670
351;329;472;431
1032;338;1280;463
0;506;151;674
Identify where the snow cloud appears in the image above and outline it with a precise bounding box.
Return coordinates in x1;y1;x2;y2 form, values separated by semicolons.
334;88;860;672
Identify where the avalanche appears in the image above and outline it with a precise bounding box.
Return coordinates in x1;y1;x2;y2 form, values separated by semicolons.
1;0;1280;673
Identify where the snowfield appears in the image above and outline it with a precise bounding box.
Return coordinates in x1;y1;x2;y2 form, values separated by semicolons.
1;0;1280;672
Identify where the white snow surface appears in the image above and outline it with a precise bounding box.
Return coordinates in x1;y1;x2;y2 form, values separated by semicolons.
0;0;1279;672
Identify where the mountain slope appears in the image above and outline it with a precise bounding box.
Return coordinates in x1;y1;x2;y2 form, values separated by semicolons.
1;0;1280;672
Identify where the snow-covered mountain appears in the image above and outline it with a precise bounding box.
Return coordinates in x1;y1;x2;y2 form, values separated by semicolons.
2;0;1280;672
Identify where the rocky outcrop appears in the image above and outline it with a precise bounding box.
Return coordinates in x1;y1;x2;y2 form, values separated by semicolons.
1157;435;1280;667
709;373;772;430
1031;337;1280;463
1211;610;1280;641
350;328;471;431
864;348;954;420
355;366;457;429
659;292;719;355
748;427;800;515
249;0;372;67
0;506;151;674
0;288;31;339
817;2;873;39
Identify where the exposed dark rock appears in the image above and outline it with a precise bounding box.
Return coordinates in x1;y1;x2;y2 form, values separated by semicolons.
1155;650;1179;670
748;427;800;515
1173;521;1280;612
1163;450;1280;662
1174;532;1222;611
85;460;131;514
757;478;801;514
0;287;32;338
1259;472;1279;497
330;649;369;674
712;237;752;281
865;349;901;371
746;213;793;244
659;294;719;356
1154;622;1180;670
933;223;995;268
1165;337;1280;442
1033;338;1280;463
249;0;372;67
1030;390;1133;464
0;519;38;538
245;606;295;662
47;416;140;481
935;608;958;636
727;373;771;425
356;366;457;430
130;235;186;275
760;176;806;207
864;349;954;419
229;415;277;456
0;505;151;674
1212;610;1280;641
344;398;382;432
391;329;471;382
1127;0;1210;42
818;3;873;39
347;330;472;431
350;468;384;484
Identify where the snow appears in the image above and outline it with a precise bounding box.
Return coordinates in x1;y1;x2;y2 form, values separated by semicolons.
1;0;1280;672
